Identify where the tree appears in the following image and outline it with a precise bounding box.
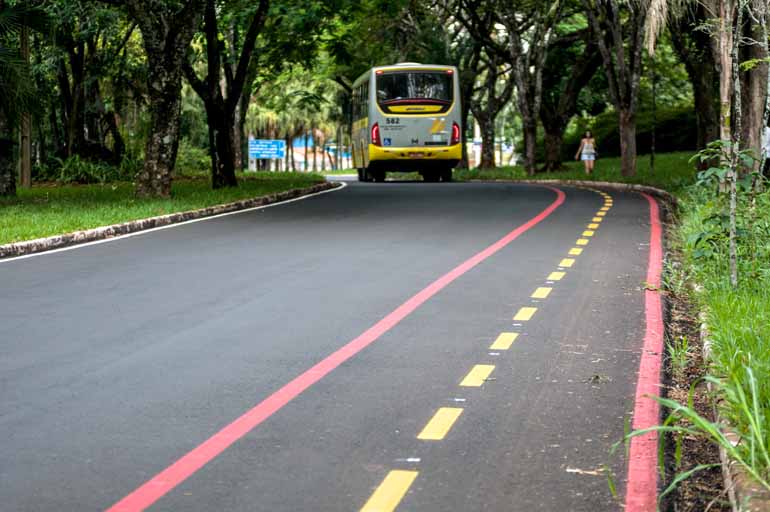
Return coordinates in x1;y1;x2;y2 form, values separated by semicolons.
184;0;269;188
469;47;513;168
539;25;601;171
45;1;134;163
0;1;49;197
457;0;563;174
669;4;721;155
738;0;768;174
100;0;204;197
583;0;649;177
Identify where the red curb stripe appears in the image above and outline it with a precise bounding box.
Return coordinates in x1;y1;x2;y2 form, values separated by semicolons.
106;186;567;512
625;193;664;511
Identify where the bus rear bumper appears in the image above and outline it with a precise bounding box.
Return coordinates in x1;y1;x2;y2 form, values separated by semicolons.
368;143;462;163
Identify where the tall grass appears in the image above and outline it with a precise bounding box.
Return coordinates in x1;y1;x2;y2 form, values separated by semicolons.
657;181;770;494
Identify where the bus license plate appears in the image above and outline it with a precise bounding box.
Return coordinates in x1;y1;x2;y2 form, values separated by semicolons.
408;152;425;159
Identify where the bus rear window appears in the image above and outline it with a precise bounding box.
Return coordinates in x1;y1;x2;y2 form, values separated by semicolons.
376;72;453;110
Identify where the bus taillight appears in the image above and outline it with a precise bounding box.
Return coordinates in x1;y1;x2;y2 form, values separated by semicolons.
371;123;381;146
451;122;460;145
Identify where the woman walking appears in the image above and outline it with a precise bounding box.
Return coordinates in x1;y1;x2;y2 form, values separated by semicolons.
575;130;597;174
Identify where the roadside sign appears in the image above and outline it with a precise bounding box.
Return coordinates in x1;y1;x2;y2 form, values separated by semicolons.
248;139;286;159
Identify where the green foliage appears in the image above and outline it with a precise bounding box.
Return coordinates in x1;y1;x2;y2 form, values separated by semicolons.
563;106;698;160
175;138;211;176
666;335;692;382
614;152;770;497
51;155;124;184
0;2;50;125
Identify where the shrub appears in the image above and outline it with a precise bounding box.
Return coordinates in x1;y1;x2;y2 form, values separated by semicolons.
45;155;137;184
175;138;211;176
562;106;697;160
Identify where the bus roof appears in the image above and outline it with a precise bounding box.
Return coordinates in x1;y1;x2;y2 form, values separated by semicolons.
352;64;458;88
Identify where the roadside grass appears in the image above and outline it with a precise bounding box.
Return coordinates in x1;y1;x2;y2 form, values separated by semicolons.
0;172;325;245
455;151;697;194
323;168;358;175
666;185;770;491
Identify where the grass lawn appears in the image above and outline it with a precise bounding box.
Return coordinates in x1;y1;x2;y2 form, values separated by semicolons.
455;151;698;194
323;168;358;175
0;172;325;245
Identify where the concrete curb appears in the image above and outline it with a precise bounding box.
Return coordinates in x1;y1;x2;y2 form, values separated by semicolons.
700;312;770;511
0;181;341;260
468;178;678;210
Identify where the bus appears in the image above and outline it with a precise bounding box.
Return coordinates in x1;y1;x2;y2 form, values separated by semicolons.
350;63;462;182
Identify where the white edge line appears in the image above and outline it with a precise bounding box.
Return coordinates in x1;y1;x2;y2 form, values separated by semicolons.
1;181;347;264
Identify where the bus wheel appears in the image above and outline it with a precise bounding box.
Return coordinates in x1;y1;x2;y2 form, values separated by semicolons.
441;169;453;182
357;169;365;182
373;170;386;182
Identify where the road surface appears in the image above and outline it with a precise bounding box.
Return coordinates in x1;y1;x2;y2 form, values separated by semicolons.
0;180;659;511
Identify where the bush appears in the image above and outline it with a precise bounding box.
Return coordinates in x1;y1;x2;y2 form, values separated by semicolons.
36;155;138;184
175;138;211;176
562;106;697;160
55;155;122;184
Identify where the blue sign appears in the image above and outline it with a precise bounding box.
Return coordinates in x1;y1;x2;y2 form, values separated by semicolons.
249;139;286;159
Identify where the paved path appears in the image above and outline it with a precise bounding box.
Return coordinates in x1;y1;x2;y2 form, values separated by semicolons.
0;182;658;511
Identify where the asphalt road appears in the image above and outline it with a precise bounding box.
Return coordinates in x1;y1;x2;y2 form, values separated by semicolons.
0;180;655;511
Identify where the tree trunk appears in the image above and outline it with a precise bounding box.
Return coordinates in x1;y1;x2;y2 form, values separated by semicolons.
19;25;31;188
740;19;768;173
303;131;309;171
284;136;290;171
290;137;296;172
670;8;720;155
478;115;495;169
232;98;244;172
718;0;735;150
522;119;537;176
213;111;238;187
618;109;638;177
139;72;184;197
459;81;473;169
694;74;721;152
0;108;15;197
312;125;318;172
321;136;326;172
128;0;203;197
542;127;565;172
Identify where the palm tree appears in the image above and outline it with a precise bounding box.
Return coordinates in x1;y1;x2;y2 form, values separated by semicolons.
0;2;48;196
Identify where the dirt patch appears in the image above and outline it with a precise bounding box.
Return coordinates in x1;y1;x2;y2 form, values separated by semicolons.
661;265;729;511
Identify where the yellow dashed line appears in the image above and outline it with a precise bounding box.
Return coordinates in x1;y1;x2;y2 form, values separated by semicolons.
597;211;607;217
513;306;537;321
600;206;610;211
582;230;595;237
460;364;495;386
592;217;602;222
587;223;599;229
568;248;583;256
559;258;575;268
548;271;565;281
417;408;464;440
490;332;519;350
361;470;418;512
531;287;552;299
576;238;589;246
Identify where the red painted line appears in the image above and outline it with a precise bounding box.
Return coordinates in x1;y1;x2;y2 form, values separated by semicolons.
625;193;664;511
106;186;566;512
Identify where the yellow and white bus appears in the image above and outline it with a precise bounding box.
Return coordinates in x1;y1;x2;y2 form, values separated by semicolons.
351;63;462;182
